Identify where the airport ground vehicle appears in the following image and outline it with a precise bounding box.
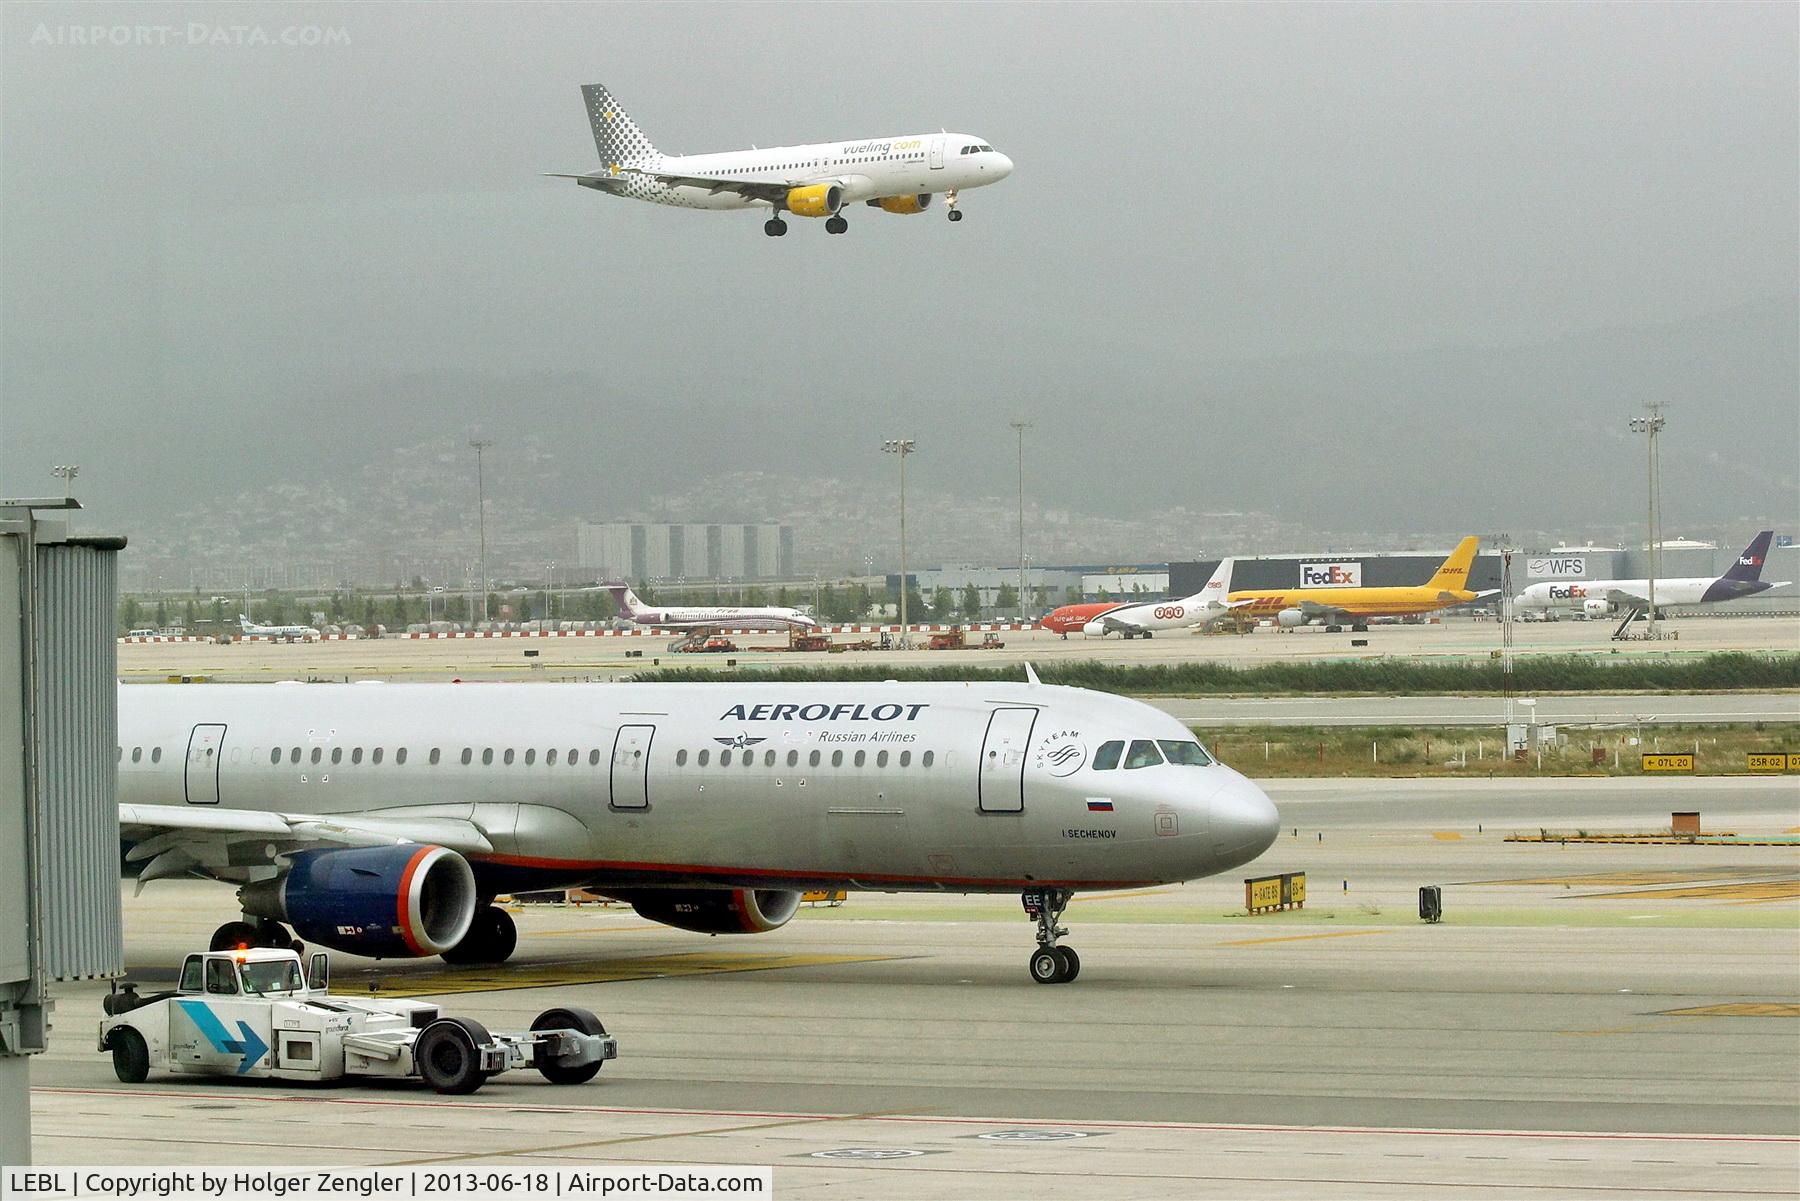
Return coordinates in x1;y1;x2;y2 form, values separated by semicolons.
99;948;617;1094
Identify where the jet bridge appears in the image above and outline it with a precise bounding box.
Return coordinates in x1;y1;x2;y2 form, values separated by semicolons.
1;497;125;1165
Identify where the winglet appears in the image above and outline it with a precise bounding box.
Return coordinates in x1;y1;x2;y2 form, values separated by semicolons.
1024;662;1041;687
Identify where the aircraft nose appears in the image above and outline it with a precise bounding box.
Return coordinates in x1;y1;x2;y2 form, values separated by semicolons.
1211;774;1279;864
994;152;1014;178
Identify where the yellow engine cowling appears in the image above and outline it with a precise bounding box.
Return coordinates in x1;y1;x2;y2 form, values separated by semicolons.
876;193;932;215
785;183;844;218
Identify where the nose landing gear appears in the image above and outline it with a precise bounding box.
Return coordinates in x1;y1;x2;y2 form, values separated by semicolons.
1023;889;1079;983
946;188;963;222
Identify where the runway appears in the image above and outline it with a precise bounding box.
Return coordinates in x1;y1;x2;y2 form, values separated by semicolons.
27;778;1797;1197
115;615;1800;684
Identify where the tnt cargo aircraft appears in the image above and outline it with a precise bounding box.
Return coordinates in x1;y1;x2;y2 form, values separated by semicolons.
548;83;1013;236
604;583;818;633
1041;560;1244;639
116;678;1277;984
1229;536;1493;632
1514;531;1786;626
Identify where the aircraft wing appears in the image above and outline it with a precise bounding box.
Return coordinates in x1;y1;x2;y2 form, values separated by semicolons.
119;804;495;885
616;166;804;203
1097;612;1148;634
1602;587;1648;605
1294;600;1351;621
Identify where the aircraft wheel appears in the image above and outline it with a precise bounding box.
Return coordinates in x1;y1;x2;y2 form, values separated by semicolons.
109;1028;150;1083
1055;946;1080;983
825;215;847;234
209;921;259;952
532;1007;608;1085
1029;948;1063;984
948;209;963;222
763;218;787;237
441;906;517;966
416;1018;490;1095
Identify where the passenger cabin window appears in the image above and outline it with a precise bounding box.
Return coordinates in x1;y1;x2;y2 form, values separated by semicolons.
853;750;866;767
461;749;473;766
150;747;162;764
372;748;383;765
786;750;798;767
310;748;322;765
269;748;280;764
899;750;911;767
548;749;559;765
763;749;775;767
698;749;710;766
721;750;733;766
675;749;688;766
809;750;821;767
482;749;494;766
589;750;600;766
922;751;934;767
130;747;142;763
205;959;238;995
1157;740;1213;767
330;747;342;765
831;750;844;767
350;747;362;764
503;749;515;766
290;747;301;764
396;748;407;765
1124;740;1164;769
524;749;535;766
1092;741;1124;771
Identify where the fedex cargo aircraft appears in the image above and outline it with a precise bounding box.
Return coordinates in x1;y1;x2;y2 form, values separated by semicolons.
116;679;1278;985
1514;531;1785;618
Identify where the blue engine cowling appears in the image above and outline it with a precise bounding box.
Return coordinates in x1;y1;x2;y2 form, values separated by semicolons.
240;844;478;958
610;888;802;934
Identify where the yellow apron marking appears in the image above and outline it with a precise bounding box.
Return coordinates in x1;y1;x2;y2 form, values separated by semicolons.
1217;930;1389;948
1073;888;1175;903
1580;881;1800;903
1659;1002;1800;1018
1432;831;1463;841
348;951;896;997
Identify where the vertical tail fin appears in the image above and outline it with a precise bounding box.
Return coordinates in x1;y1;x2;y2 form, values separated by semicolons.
604;582;644;617
580;84;659;172
1427;536;1480;590
1198;557;1234;601
1722;530;1774;582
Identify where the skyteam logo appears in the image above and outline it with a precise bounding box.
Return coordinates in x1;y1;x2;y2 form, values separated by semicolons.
714;734;767;749
1034;729;1088;777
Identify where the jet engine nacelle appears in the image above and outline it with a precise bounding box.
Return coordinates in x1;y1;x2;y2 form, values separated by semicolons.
1582;597;1612;618
786;183;844;217
869;193;932;215
1276;608;1309;628
614;888;802;934
239;844;478;959
1080;620;1109;638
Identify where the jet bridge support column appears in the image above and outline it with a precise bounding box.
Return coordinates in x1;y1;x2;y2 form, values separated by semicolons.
0;498;125;1166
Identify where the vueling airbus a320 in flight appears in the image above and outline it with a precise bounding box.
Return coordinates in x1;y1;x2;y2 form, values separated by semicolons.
548;83;1013;236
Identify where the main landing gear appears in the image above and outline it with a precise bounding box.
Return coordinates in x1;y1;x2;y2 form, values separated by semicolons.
946;188;963;222
441;904;518;966
1023;889;1079;984
211;918;302;955
825;214;848;235
763;216;788;237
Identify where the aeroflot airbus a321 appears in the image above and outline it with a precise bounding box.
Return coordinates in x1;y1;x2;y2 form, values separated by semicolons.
548;83;1013;236
116;678;1277;984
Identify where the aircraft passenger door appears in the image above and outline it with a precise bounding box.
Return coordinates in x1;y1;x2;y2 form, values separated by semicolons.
929;136;945;170
610;724;654;810
184;723;227;805
978;708;1036;813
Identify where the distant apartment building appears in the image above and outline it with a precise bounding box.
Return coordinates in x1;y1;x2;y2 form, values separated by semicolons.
576;522;795;582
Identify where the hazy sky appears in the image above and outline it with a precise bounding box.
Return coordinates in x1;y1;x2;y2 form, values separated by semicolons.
3;1;1795;543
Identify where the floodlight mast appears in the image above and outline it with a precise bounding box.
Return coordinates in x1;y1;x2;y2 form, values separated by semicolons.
1628;406;1668;637
882;439;916;648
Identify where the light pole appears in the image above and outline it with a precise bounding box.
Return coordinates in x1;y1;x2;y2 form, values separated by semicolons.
1009;421;1031;622
882;439;915;646
51;465;78;529
469;439;494;624
545;561;555;626
1628;406;1668;637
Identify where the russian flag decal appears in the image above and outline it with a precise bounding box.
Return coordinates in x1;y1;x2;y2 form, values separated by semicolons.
1087;799;1114;812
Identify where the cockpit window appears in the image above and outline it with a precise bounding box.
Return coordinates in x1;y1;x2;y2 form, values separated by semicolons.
979;144;994;152
1092;740;1124;771
1124;740;1164;769
1157;740;1213;767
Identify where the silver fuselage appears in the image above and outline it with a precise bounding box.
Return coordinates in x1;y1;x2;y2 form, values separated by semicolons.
117;682;1279;895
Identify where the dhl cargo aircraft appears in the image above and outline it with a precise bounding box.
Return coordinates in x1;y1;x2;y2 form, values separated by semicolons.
549;83;1012;237
1229;537;1493;632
